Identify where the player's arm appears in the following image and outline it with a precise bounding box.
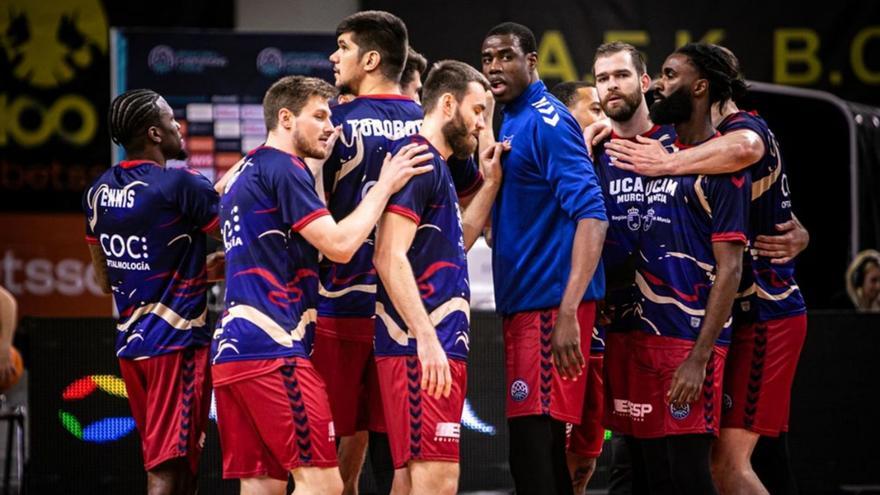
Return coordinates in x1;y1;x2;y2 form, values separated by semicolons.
373;212;451;400
215;156;246;195
538;118;609;380
668;240;743;406
555;218;607;379
754;213;809;264
479;89;498;153
86;244;112;294
175;170;222;240
669;171;750;405
606;129;764;177
461;142;508;251
206;250;225;282
300;143;433;263
0;286;19;382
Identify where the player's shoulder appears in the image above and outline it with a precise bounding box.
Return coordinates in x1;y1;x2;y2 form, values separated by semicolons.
528;92;585;141
337;95;420;119
719;110;768;134
523;91;568;128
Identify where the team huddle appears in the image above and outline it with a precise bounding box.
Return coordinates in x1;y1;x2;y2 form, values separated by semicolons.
84;10;808;495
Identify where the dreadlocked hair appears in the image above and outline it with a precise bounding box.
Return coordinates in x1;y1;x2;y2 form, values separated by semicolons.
108;89;162;149
675;43;743;105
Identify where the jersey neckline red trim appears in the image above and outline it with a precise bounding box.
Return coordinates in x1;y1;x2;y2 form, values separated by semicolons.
119;160;159;169
247;145;307;169
610;124;661;141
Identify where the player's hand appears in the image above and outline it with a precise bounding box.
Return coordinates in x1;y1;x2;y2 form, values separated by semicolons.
378;143;434;193
216;156;247;195
604;135;672;176
479;141;510;185
551;311;585;380
583;118;612;159
206;251;226;282
754;216;809;264
417;335;452;399
667;355;707;406
323;125;342;155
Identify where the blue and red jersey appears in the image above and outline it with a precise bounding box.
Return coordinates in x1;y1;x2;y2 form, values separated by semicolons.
635;135;751;346
594;124;676;336
213;146;329;365
83;160;219;359
493;81;607;316
375;136;470;361
717;111;806;323
319;95;481;326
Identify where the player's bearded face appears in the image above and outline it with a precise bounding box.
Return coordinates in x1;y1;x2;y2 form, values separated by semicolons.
443;103;481;160
293;99;334;159
601;83;642;122
649;85;693;125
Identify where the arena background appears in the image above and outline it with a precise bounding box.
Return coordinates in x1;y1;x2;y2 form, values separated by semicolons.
1;0;879;493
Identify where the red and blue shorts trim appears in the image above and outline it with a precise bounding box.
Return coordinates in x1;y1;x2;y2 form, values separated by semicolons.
603;332;727;438
118;346;212;473
721;314;807;436
312;317;385;435
213;357;337;480
503;301;597;423
376;355;467;469
568;353;605;457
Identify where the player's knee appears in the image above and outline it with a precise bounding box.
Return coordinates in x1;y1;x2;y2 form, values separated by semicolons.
325;475;345;495
390;468;411;495
410;461;459;495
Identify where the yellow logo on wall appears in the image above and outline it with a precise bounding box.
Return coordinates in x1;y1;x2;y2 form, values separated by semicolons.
0;0;108;88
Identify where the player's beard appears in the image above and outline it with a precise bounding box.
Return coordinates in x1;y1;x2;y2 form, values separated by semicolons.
174;145;188;160
602;86;642;122
293;128;326;160
649;86;693;125
443;111;478;160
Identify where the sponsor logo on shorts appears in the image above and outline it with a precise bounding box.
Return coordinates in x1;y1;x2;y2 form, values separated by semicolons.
434;422;460;443
722;393;733;412
510;379;529;402
670;402;691;420
328;421;335;442
613;399;653;421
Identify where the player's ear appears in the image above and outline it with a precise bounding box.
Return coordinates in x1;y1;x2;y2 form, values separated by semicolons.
693;78;709;98
278;108;294;130
441;93;456;119
363;50;381;73
146;125;162;145
640;72;652;93
526;52;538;72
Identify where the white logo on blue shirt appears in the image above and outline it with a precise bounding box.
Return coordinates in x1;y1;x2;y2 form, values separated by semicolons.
531;97;560;127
